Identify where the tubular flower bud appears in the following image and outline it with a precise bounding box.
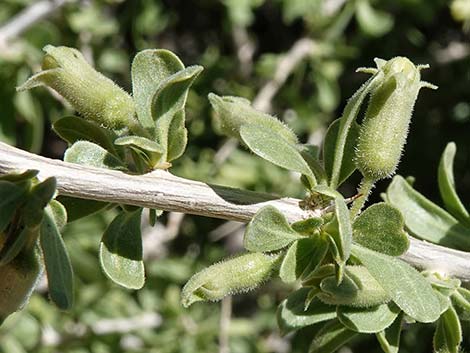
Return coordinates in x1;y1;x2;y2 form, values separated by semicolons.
181;252;280;307
18;45;137;130
354;57;436;181
0;243;42;324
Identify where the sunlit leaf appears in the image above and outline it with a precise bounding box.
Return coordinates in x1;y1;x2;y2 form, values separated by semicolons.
337;302;400;333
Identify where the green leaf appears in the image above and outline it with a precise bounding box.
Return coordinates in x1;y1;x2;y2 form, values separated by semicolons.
318;266;391;308
0;226;39;266
240;123;314;178
328;73;383;188
53;116;119;156
22;177;57;227
321;190;352;277
153;65;203;162
279;237;329;283
309;319;357;353
99;209;145;289
323;119;360;187
115;135;164;168
0;169;38;182
438;142;470;225
57;196;110;222
451;288;470;321
386;175;470;251
40;210;74;310
47;200;67;230
277;288;337;334
337;303;400;333
0;181;26;232
433;306;462;353
376;312;404;353
352;244;441;323
353;203;409;256
64;141;126;170
291;216;324;234
208;93;298;144
244;206;303;252
132;49;185;131
298;144;327;188
355;0;393;37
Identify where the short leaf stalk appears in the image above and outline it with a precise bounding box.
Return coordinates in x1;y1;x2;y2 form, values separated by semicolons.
349;177;375;219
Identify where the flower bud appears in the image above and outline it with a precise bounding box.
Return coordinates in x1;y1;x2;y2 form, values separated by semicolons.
354;57;436;180
181;252;280;307
18;45;137;131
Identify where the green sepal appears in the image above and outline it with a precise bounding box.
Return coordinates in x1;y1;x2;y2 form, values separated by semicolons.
279;236;329;283
99;209;145;289
438;142;470;226
433;306;462;353
309;319;357;353
386;175;470;251
277;288;337;334
53;116;120;157
323;119;360;187
244;206;303;252
240;123;314;179
352;244;441;323
353;202;409;256
337;302;400;333
64;141;126;170
40;210;74;310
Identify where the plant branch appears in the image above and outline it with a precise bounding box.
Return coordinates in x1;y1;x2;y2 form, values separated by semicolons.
0;0;71;45
0;142;469;282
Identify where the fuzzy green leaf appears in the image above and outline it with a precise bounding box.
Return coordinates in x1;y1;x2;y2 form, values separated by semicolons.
291;217;324;235
0;181;25;232
47;200;67;230
328;72;383;188
40;210;74;310
240;123;314;178
131;49;185;130
309;320;357;353
99;210;145;289
352;244;441;323
353;203;409;256
323;119;360;187
244;206;303;252
279;237;329;283
337;303;400;333
452;288;470;321
153;65;203;162
438;142;470;225
433;306;462;353
22;177;57;227
208;93;298;144
64;141;126;170
376;312;404;353
318;266;390;308
386;175;470;251
277;288;337;334
53;116;119;156
0;226;39;266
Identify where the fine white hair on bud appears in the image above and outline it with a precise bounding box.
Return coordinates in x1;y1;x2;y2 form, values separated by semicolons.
354;57;436;181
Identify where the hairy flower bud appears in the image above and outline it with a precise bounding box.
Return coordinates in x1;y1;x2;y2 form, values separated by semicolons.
18;45;137;131
354;57;436;180
181;252;280;307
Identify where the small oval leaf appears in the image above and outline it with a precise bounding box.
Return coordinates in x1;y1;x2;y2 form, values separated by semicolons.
240;123;314;178
64;141;126;170
244;206;303;252
99;210;145;289
337;303;400;333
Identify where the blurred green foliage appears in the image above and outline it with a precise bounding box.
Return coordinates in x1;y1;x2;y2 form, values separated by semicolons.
0;0;469;352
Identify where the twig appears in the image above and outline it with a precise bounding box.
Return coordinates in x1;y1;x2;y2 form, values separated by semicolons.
0;142;469;282
219;296;232;353
252;38;317;113
0;0;71;45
